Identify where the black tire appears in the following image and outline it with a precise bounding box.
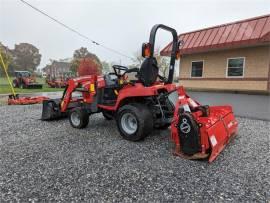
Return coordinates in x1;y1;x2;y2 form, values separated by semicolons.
69;107;89;129
116;103;153;141
102;110;114;120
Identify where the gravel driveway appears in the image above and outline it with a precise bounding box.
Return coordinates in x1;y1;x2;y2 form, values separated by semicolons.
0;105;269;202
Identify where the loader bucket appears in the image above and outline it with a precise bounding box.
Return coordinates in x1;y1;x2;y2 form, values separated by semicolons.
41;99;67;120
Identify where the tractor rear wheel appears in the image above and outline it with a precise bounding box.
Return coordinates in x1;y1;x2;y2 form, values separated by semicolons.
116;104;153;141
69;107;89;129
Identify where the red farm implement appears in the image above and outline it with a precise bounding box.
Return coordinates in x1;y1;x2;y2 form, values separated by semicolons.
41;24;238;162
46;78;68;88
12;71;43;89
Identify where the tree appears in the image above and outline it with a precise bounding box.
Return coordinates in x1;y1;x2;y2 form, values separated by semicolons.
78;58;101;76
70;47;102;75
0;43;13;75
0;46;12;67
131;50;144;67
155;54;170;78
73;47;92;59
11;43;41;72
101;61;111;74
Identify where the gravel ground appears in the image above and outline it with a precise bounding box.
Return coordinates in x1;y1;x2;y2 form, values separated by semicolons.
0;105;269;202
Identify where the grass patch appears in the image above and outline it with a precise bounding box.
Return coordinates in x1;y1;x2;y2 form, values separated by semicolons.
0;77;64;94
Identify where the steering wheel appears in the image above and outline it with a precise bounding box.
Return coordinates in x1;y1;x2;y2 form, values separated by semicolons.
158;74;167;83
112;65;128;78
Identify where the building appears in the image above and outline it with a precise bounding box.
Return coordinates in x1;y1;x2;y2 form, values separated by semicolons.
43;60;71;79
161;14;270;93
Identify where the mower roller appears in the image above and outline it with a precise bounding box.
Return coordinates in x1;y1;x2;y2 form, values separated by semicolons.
41;24;238;162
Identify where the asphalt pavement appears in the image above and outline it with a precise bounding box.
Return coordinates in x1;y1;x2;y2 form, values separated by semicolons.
188;91;270;121
1;90;269;120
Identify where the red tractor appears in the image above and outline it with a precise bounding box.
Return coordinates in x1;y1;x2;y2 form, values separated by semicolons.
42;24;238;162
12;71;43;89
46;72;73;88
46;78;68;88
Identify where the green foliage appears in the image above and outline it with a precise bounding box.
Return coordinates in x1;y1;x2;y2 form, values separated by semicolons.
0;44;13;75
0;42;41;75
70;59;80;74
11;43;41;72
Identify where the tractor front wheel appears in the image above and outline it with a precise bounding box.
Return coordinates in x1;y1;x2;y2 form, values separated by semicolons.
69;107;89;129
116;104;153;141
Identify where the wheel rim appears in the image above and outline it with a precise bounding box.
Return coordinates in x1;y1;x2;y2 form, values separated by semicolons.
71;111;81;126
121;112;138;134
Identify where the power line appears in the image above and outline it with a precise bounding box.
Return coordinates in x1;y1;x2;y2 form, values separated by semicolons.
19;0;134;60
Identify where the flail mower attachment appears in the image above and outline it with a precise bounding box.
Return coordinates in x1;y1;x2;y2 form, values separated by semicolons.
8;94;49;105
170;94;238;163
41;99;67;120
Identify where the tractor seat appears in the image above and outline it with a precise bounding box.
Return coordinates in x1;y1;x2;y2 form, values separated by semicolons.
138;57;159;86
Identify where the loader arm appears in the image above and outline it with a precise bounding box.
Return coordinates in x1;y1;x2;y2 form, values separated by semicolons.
60;75;97;112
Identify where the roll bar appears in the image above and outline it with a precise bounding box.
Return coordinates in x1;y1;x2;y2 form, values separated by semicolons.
148;24;179;84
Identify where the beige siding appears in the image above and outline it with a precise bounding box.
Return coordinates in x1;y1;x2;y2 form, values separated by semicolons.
179;80;268;91
179;45;270;92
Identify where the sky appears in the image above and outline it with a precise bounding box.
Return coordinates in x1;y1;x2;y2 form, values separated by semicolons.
0;0;269;70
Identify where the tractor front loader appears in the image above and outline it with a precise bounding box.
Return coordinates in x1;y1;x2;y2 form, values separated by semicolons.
41;24;238;162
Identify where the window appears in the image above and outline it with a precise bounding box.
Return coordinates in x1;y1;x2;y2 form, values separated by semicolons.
227;57;244;77
191;61;203;77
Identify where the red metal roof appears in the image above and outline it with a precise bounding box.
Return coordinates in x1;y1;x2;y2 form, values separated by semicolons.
161;14;270;56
